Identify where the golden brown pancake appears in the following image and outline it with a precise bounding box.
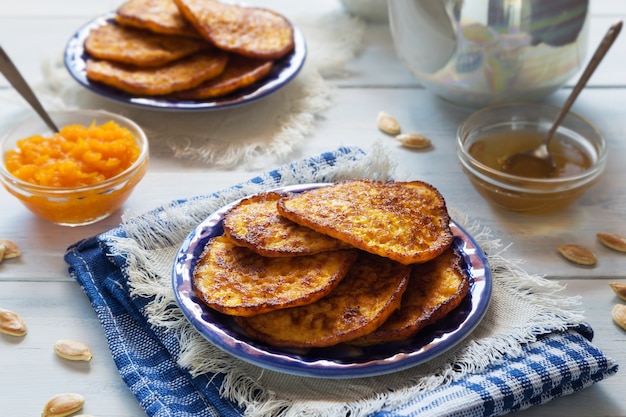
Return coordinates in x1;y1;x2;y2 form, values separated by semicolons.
277;180;454;265
351;248;470;345
192;235;358;317
234;252;411;348
175;53;273;99
85;50;228;96
84;22;207;67
221;191;351;256
174;0;295;59
115;0;201;38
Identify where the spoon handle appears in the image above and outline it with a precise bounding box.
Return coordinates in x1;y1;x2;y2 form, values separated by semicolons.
547;20;622;141
0;46;59;133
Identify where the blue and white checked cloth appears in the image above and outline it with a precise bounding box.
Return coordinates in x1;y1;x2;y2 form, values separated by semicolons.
65;147;618;417
380;330;614;417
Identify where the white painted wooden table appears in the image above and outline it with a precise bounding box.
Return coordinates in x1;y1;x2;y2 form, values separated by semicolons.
1;1;625;416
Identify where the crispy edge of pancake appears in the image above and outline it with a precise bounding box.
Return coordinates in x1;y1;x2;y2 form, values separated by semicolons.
234;252;411;348
115;0;201;38
222;191;353;257
175;54;273;99
351;248;470;346
84;22;207;67
277;180;454;265
174;0;294;60
192;235;359;317
85;50;228;96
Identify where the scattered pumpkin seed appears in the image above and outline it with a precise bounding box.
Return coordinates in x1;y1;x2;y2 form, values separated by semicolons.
41;393;85;417
597;232;626;253
54;339;93;362
376;111;401;135
556;244;596;266
0;239;20;259
395;132;432;149
612;304;626;331
609;282;626;301
0;308;27;337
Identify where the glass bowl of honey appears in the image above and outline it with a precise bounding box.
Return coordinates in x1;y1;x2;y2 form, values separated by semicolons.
456;102;606;214
0;109;149;226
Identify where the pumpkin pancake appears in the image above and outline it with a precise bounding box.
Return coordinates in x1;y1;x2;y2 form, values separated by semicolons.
175;54;273;99
222;191;351;256
277;180;454;265
193;235;358;317
351;248;470;346
84;22;207;67
116;0;201;38
234;252;411;348
85;50;228;96
174;0;295;59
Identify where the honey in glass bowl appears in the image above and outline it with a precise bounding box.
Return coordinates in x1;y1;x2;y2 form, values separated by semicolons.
468;129;593;179
456;102;606;214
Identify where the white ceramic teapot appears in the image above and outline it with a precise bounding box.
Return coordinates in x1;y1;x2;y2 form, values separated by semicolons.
388;0;589;107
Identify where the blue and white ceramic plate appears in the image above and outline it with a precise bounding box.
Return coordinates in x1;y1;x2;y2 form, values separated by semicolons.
172;183;492;378
64;13;306;111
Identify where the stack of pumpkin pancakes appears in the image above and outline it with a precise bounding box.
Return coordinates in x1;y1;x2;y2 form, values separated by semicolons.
83;0;294;98
192;180;470;349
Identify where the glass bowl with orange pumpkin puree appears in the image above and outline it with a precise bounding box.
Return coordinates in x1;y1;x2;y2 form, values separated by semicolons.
0;109;149;226
456;102;606;214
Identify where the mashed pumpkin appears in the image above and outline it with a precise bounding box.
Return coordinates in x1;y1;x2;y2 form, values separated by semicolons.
4;120;141;187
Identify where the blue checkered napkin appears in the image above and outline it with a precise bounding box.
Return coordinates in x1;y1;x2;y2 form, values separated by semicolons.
66;228;243;417
65;147;618;417
377;328;616;417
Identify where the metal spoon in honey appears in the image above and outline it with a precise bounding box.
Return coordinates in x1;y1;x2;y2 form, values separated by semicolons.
501;20;622;178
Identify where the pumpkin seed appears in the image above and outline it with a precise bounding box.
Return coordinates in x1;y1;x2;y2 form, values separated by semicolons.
597;232;626;252
41;393;85;417
0;239;20;259
0;308;27;337
376;111;401;135
612;304;626;331
54;339;93;362
556;244;596;266
609;282;626;301
395;132;432;149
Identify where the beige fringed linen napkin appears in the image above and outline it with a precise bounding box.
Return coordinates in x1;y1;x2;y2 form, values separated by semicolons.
65;144;617;417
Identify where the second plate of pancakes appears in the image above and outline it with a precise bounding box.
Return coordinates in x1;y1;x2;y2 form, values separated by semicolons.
64;12;306;111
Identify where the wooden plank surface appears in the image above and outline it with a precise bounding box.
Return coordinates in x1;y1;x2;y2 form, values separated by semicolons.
0;0;624;416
